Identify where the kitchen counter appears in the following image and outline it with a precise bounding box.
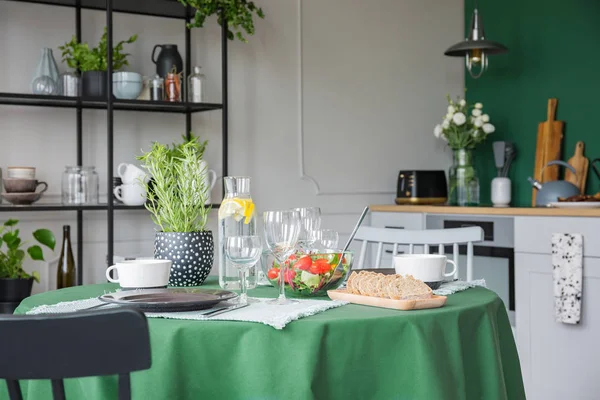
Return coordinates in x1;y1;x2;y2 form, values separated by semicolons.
369;204;600;217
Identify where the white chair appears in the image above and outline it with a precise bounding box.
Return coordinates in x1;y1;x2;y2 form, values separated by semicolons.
353;226;484;281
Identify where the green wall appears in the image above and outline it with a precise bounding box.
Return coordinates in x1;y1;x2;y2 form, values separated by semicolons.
465;0;600;206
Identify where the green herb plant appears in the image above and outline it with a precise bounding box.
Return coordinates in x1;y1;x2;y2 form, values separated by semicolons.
177;0;265;42
59;27;137;72
138;135;210;233
0;219;55;283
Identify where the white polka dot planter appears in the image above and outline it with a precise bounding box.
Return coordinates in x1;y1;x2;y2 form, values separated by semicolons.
154;231;214;287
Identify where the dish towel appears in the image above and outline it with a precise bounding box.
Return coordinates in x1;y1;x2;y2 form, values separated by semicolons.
27;297;347;330
552;233;583;324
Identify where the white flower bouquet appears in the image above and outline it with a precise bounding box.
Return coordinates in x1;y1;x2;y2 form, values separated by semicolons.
434;96;495;150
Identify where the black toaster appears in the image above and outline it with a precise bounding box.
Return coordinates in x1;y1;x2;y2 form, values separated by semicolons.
396;170;448;205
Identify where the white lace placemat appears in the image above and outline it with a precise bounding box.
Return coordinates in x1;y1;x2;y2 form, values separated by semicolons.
27;297;348;330
433;279;486;296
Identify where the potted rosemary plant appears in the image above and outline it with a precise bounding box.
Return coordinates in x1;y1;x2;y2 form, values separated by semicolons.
138;135;212;287
59;27;137;98
177;0;265;42
0;219;55;313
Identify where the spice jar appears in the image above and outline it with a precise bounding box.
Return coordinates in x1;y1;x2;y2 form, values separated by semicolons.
149;75;164;101
165;72;181;102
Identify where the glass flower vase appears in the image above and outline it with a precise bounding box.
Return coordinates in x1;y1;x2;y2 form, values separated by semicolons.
448;149;480;206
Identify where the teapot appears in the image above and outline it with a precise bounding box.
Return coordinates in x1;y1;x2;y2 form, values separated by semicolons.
528;160;581;207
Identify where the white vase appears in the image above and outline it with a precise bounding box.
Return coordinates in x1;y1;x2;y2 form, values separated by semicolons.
199;160;217;205
491;177;511;207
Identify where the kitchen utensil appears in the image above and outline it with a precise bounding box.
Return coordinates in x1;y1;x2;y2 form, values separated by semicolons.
396;171;447;205
98;287;238;312
205;302;249;317
341;206;370;255
501;142;516;177
564;141;589;194
151;44;183;79
532;98;564;206
528;160;581;207
492;141;506;177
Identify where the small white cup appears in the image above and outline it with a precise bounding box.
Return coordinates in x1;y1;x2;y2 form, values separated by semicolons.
114;183;147;206
7;167;35;179
106;259;172;289
491;177;511;207
393;254;457;289
117;163;149;185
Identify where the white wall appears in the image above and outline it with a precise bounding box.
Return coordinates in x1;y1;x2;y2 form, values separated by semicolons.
0;0;463;293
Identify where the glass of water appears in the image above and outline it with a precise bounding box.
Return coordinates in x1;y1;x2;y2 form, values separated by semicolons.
225;236;262;305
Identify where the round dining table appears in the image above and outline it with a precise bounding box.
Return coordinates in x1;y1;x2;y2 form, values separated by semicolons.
2;277;525;400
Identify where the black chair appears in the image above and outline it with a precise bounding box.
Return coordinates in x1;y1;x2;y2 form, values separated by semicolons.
0;308;152;400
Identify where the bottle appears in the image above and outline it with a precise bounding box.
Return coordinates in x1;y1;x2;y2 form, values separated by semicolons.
218;177;257;290
188;66;205;103
57;225;76;289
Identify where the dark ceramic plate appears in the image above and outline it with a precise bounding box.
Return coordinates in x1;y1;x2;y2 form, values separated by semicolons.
98;288;237;312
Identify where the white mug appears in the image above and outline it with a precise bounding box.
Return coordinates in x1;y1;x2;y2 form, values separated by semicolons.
393;254;457;288
117;163;149;185
200;160;217;205
114;183;147;206
106;259;172;289
491;177;511;207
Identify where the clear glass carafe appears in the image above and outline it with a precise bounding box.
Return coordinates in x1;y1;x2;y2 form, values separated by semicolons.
448;149;480;206
62;166;99;205
218;177;257;290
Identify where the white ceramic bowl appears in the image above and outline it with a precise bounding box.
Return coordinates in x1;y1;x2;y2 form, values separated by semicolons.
113;72;143;99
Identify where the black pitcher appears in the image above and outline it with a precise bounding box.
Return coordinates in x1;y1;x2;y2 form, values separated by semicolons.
152;44;183;79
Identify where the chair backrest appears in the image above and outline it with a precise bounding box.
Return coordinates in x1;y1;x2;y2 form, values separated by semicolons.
0;308;151;400
354;226;484;280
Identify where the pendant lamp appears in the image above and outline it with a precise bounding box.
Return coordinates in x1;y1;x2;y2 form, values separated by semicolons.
444;4;508;79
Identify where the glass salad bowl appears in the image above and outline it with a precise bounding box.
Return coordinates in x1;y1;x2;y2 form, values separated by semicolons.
264;250;353;297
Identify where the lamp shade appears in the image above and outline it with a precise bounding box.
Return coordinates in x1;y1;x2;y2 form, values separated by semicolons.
444;8;508;57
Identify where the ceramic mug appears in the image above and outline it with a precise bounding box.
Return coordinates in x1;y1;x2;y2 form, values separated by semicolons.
114;183;147;206
200;160;217;205
393;254;457;289
106;259;172;289
3;178;47;193
491;177;511;207
117;163;149;185
7;167;35;179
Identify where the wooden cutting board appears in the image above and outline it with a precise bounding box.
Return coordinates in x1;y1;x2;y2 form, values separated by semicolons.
532;98;564;206
564;141;589;193
327;290;447;311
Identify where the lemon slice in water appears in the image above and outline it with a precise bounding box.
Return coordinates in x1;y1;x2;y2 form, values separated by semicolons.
218;198;254;224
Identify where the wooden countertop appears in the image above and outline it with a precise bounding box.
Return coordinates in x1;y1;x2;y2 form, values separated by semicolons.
369;204;600;217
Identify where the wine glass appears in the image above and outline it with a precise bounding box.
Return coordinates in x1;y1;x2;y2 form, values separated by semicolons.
225;236;262;305
312;229;339;251
293;207;321;252
263;210;301;305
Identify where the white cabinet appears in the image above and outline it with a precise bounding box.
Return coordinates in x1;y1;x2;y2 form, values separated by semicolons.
515;252;600;400
369;212;424;268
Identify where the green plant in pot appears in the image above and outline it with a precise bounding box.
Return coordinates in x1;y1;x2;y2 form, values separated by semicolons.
59;28;137;99
177;0;265;42
0;219;55;313
138;135;212;286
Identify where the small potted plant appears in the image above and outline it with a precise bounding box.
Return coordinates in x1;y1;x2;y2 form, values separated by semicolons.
138;135;212;287
177;0;265;42
0;219;55;313
59;28;137;99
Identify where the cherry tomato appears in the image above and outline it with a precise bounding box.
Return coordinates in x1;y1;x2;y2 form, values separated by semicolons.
288;254;297;261
267;268;279;280
295;255;312;271
316;259;331;274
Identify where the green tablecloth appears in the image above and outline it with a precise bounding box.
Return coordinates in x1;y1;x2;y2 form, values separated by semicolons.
1;278;525;400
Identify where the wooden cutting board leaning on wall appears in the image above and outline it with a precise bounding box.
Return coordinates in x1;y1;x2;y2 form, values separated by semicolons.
532;98;564;206
564;141;589;193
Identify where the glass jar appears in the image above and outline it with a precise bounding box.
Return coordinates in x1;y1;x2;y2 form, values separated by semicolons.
218;176;257;290
62;166;99;205
149;75;164;101
188;66;205;103
448;149;480;206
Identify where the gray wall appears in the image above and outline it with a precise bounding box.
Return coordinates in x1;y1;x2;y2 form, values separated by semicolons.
0;0;464;292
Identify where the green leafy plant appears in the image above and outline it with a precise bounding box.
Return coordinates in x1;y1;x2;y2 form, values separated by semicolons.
59;27;138;72
0;219;55;283
177;0;265;42
138;135;210;233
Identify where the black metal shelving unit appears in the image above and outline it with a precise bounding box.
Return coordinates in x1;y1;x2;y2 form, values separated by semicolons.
1;0;228;285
